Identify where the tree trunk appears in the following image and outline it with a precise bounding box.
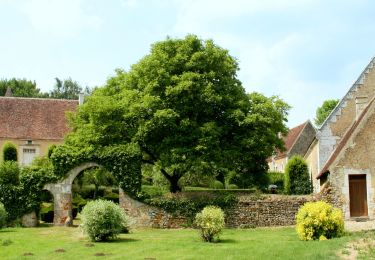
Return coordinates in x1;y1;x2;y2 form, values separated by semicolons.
169;175;182;193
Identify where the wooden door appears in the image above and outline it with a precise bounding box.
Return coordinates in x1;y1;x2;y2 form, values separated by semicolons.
349;175;368;217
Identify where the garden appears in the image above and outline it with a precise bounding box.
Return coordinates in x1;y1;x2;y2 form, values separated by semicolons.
1;35;375;259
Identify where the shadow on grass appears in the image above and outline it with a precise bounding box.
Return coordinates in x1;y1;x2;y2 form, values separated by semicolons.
218;239;237;244
96;238;140;244
0;229;16;233
215;238;238;244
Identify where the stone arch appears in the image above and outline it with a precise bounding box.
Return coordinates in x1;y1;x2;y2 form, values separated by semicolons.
44;162;101;226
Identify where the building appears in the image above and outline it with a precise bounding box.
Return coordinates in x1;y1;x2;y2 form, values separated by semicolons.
309;57;375;219
0;94;79;165
268;120;316;173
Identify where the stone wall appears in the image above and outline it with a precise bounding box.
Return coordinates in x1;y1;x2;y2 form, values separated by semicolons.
225;195;313;228
119;191;315;228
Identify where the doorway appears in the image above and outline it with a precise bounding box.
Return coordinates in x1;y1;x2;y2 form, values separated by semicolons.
349;174;368;217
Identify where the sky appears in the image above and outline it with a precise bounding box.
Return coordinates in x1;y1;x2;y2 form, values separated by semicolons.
1;0;375;127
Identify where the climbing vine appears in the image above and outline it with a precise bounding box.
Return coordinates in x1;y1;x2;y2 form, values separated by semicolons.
51;143;142;195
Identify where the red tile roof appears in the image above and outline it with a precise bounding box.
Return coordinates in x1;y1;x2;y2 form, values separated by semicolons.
317;96;375;179
274;121;308;159
0;97;78;140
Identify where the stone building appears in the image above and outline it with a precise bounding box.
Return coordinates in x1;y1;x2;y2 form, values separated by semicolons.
0;93;79;165
268;120;316;173
310;57;375;220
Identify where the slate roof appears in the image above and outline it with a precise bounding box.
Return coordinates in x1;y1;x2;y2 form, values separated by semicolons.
317;95;375;179
0;97;78;140
274;121;308;160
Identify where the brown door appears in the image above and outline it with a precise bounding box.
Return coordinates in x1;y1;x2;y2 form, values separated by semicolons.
349;175;368;217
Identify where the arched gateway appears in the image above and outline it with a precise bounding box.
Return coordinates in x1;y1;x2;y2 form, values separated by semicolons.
44;162;100;226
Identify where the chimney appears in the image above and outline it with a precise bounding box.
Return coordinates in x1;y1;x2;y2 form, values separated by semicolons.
5;87;12;97
78;93;84;105
356;96;368;120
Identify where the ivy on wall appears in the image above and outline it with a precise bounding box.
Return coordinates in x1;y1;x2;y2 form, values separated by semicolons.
50;144;142;195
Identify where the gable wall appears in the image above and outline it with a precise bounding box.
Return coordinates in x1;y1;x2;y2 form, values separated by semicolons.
304;139;319;192
329;107;375;219
289;122;316;157
318;60;375;171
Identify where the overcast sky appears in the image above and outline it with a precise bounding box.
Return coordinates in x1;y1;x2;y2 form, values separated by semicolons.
1;0;375;126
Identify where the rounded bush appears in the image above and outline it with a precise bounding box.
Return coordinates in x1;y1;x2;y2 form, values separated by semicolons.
2;142;17;162
0;203;7;228
296;201;344;241
210;180;224;189
195;206;225;242
80;199;129;242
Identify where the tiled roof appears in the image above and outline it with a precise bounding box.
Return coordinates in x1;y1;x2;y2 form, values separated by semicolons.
0;97;78;140
274;121;308;159
317;96;375;179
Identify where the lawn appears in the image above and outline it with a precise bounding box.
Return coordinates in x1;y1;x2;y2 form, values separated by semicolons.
0;226;368;260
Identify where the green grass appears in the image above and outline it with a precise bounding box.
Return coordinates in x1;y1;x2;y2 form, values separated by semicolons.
0;226;363;260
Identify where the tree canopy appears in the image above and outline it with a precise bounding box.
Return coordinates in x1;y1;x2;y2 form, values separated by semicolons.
49;77;90;100
63;35;290;192
314;99;339;126
0;78;47;98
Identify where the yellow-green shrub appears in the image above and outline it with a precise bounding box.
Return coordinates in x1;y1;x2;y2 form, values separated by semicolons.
194;206;225;242
296;201;344;241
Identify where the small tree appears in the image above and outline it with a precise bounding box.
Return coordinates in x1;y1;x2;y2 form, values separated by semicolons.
3;142;17;162
284;155;312;195
314;99;339;127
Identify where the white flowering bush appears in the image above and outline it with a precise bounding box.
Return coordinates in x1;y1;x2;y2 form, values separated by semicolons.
195;206;225;242
0;203;7;228
296;201;344;241
80;199;130;242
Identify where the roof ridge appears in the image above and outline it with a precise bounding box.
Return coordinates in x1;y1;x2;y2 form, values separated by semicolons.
318;56;375;131
0;96;78;102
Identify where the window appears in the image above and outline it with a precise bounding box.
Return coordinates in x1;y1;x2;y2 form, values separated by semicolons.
22;148;37;166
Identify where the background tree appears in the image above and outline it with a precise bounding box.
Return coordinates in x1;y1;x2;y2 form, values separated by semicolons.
49;77;90;100
284;155;312;195
82;168;116;199
66;35;290;192
0;78;47;97
314;99;339;126
2;142;17;162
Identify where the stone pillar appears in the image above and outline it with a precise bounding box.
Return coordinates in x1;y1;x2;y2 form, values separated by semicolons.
54;192;73;226
44;183;73;226
21;211;38;227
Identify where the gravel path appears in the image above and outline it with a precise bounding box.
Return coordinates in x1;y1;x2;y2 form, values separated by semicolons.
345;220;375;232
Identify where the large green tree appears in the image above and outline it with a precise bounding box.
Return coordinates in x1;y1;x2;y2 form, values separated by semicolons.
49;77;90;100
314;99;339;126
66;35;289;192
0;78;47;97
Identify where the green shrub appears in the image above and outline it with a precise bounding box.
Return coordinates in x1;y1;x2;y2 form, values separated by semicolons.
210;180;224;189
2;142;17;162
284;155;312;195
47;144;56;158
0;161;20;185
226;184;238;189
0;203;7;228
267;171;284;189
0;161;57;223
195;206;225;242
80;199;130;242
296;201;344;241
146;192;237;224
